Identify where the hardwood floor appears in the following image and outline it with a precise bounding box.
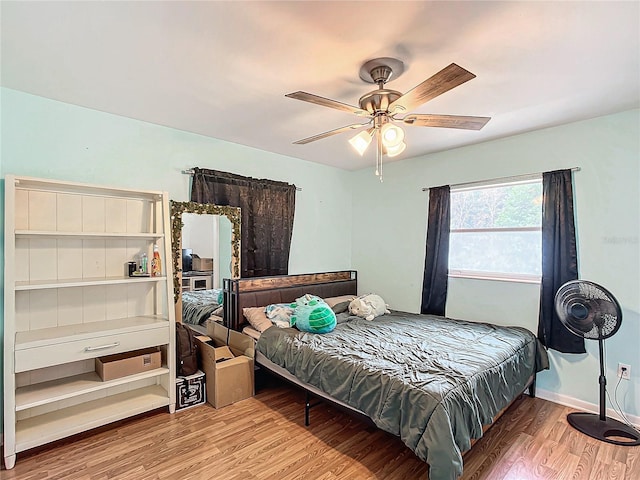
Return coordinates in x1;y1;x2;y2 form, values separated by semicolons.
2;380;639;479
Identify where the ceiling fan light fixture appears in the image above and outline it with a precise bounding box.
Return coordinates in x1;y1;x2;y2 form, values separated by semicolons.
384;141;406;158
381;123;405;147
348;129;373;156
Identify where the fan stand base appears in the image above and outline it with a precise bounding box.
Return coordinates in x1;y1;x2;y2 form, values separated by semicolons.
567;412;640;446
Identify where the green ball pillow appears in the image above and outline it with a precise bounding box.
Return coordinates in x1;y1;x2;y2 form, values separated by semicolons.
290;294;337;334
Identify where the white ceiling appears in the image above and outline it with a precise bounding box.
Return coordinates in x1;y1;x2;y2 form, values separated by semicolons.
2;1;639;171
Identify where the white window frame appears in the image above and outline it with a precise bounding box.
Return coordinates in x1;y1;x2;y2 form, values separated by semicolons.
448;177;542;284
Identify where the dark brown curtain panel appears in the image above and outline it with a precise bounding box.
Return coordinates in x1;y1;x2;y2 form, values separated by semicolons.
191;168;296;278
421;185;450;316
538;169;585;353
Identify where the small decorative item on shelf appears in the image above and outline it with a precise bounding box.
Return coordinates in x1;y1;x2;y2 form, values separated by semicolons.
152;244;162;276
130;253;150;277
131;271;151;277
141;253;148;274
127;261;137;277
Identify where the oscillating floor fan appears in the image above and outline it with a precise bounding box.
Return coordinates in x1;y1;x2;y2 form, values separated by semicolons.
555;280;640;446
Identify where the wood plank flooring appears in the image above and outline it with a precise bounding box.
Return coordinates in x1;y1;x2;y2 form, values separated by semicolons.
2;380;639;479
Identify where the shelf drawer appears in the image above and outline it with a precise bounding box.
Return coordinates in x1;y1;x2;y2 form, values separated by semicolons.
15;325;169;372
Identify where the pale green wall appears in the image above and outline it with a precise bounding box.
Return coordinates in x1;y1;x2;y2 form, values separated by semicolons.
0;87;354;431
0;88;353;271
351;109;640;417
1;86;639;435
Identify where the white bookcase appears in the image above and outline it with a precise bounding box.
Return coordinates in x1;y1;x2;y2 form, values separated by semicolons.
3;175;176;469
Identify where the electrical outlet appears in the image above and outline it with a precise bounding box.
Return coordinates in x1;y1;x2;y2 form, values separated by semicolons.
617;363;631;380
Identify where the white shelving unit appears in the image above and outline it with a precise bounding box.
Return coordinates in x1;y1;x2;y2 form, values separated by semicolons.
3;175;176;469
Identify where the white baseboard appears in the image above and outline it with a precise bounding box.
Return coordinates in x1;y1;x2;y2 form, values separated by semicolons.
537;388;640;428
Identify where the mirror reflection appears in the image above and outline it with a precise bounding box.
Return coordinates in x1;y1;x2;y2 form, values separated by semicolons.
181;213;232;290
170;201;241;325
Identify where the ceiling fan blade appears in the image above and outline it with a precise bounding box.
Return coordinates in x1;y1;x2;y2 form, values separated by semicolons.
293;123;370;144
389;63;476;113
286;91;370;117
403;114;491;130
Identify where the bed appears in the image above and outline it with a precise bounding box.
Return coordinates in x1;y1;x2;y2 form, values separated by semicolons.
223;271;547;480
181;288;224;326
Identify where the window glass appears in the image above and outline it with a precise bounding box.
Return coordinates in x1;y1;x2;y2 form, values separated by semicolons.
449;180;542;279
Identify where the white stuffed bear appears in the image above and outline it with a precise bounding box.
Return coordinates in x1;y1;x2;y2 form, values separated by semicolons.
348;294;390;321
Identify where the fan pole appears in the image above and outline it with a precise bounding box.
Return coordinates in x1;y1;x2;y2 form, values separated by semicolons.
598;338;606;421
566;335;640;446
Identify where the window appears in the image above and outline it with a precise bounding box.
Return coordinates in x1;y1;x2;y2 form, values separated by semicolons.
448;178;542;282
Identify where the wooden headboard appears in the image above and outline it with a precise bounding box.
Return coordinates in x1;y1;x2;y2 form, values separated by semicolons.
223;271;357;331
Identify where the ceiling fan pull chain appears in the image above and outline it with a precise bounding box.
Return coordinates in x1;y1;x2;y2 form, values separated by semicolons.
376;128;383;182
379;133;384;182
375;129;380;176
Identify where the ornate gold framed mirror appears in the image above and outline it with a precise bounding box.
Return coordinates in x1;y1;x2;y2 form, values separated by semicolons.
170;201;241;314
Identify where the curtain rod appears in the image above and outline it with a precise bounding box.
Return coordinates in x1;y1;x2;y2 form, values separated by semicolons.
182;169;302;191
421;167;581;192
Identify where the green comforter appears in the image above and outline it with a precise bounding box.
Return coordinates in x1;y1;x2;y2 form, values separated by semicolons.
181;288;223;325
256;311;544;480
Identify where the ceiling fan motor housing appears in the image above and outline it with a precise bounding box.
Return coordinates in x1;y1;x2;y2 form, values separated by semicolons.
359;89;402;114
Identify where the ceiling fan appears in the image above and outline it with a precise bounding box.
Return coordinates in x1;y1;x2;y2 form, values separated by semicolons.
286;57;491;180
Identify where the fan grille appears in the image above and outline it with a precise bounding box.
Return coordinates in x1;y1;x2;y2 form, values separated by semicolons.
555;280;622;340
582;313;617;339
578;282;611;301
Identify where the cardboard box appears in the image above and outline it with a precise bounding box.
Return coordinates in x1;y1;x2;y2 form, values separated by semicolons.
96;348;161;381
194;322;254;408
176;370;206;410
192;254;213;272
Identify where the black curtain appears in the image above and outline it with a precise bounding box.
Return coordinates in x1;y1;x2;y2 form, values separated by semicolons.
421;185;451;316
191;168;296;278
538;169;585;353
